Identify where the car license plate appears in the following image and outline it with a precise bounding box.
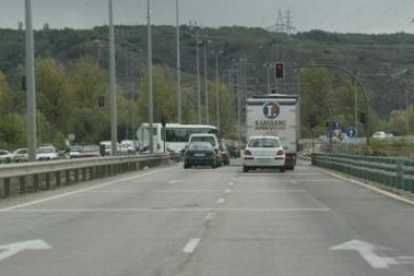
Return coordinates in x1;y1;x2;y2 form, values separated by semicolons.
194;153;206;157
257;158;271;164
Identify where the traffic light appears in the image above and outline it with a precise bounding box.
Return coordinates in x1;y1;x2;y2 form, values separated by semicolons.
275;62;284;79
21;75;26;91
161;114;167;128
359;112;366;125
98;96;105;107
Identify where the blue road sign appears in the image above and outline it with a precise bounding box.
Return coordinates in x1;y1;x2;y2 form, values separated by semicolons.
345;127;357;138
333;121;342;130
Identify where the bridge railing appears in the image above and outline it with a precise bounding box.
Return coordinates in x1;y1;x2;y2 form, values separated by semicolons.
311;154;414;193
0;154;170;198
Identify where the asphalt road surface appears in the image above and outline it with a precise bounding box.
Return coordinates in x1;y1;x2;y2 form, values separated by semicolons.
1;159;414;276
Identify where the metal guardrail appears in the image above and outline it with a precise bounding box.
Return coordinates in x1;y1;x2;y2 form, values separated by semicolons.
0;154;170;198
312;154;414;193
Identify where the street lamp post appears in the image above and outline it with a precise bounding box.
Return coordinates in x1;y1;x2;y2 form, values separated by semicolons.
108;0;118;156
147;0;154;153
203;41;211;124
25;0;37;162
176;0;182;123
212;50;223;130
195;31;201;124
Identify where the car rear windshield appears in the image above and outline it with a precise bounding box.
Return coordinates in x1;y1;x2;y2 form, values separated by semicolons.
190;136;215;146
248;138;281;148
189;143;212;150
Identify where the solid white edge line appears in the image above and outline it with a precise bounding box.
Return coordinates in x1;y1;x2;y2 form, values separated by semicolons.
314;167;414;207
183;238;201;253
0;168;171;213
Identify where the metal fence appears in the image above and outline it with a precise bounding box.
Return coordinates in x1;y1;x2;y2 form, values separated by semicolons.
0;154;170;198
311;154;414;193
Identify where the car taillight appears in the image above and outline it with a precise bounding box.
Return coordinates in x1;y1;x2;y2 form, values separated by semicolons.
244;149;252;156
277;149;284;156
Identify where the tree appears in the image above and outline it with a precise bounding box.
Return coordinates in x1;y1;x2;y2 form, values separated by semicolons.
0;71;12;116
36;57;70;133
218;83;236;138
137;65;177;124
0;113;26;148
300;67;333;136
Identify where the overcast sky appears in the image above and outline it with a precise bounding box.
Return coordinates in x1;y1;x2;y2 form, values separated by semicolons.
1;0;414;34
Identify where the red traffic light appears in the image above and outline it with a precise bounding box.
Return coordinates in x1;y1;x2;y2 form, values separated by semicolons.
275;62;284;79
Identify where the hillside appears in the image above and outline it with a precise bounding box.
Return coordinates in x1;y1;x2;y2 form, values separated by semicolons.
1;25;414;144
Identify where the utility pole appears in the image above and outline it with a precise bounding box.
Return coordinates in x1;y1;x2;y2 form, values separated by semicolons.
266;64;271;94
147;0;154;153
353;72;358;138
25;0;37;162
109;0;118;156
204;42;209;124
236;62;242;140
195;31;201;124
404;76;410;135
176;0;182;123
213;51;222;131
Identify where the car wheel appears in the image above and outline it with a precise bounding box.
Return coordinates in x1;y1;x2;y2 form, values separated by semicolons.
280;167;286;173
243;166;249;173
212;160;216;169
184;163;189;169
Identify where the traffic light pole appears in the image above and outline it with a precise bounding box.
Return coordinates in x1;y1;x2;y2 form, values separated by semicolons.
292;63;370;146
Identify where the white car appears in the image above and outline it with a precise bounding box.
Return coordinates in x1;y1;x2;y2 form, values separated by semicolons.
36;146;58;161
68;145;82;158
243;136;286;173
11;148;29;162
0;149;13;163
120;140;136;154
371;131;393;140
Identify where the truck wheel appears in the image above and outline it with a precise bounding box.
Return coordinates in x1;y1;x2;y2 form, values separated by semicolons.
280;167;286;173
243;166;249;173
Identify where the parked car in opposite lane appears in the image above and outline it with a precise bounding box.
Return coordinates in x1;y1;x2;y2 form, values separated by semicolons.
243;136;286;173
79;145;102;158
120;140;137;155
0;149;13;163
68;146;82;158
184;142;219;169
11;148;28;163
36;146;58;161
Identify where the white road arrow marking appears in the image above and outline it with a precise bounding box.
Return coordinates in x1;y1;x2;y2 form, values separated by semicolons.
331;240;400;269
0;240;52;262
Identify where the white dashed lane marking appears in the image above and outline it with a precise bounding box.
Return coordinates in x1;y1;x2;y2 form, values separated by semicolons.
183;238;201;253
216;198;226;204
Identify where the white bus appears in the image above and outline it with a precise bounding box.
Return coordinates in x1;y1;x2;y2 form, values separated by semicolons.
136;123;219;154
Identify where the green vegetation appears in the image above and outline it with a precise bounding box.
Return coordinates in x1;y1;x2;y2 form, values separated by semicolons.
1;25;414;149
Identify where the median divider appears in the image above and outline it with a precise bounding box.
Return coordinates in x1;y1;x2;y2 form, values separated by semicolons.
0;154;170;198
312;154;414;193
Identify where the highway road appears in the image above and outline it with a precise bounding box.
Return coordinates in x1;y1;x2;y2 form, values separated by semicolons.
1;159;414;275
